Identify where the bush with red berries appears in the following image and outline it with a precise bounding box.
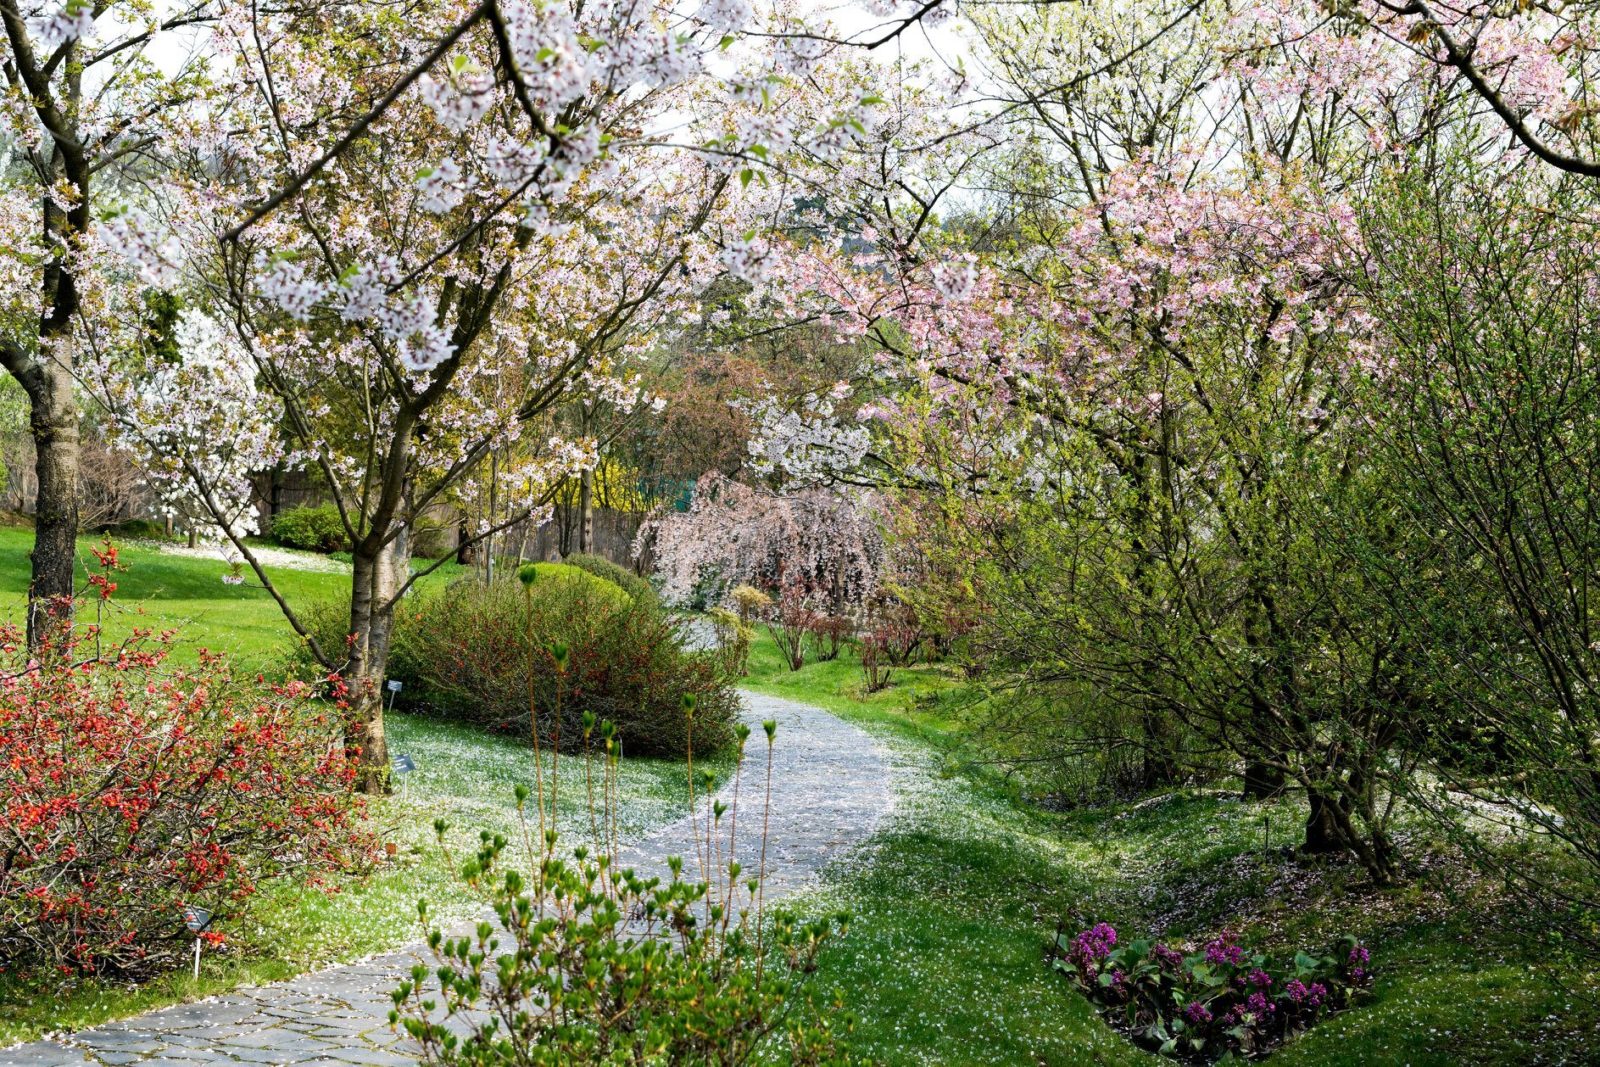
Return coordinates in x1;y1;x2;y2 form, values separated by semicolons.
0;556;368;979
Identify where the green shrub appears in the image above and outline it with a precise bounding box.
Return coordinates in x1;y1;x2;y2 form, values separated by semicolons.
389;570;736;757
708;605;752;676
282;564;626;674
270;504;348;553
563;551;656;602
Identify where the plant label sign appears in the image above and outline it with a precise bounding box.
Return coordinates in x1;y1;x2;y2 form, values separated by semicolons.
183;905;212;933
386;680;403;693
392;753;416;774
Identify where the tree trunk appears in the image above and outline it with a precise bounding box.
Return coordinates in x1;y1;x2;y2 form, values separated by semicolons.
345;530;408;795
455;511;476;565
1303;788;1395;885
1241;687;1287;799
485;454;498;584
1139;710;1181;789
25;365;79;650
578;467;594;555
1302;790;1345;854
1242;758;1286;800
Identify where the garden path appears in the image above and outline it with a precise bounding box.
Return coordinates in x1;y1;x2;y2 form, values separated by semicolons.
2;691;892;1067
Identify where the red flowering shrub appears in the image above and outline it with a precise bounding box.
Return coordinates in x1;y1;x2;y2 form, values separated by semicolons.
808;612;851;662
0;605;368;978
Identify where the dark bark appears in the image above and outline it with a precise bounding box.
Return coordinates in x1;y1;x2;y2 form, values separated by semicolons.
1302;790;1346;854
0;15;92;652
1303;787;1397;886
1242;757;1287;800
345;546;398;794
25;364;79;648
1139;711;1181;789
455;512;477;565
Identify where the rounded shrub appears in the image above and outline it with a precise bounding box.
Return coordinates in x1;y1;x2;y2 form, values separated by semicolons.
269;504;349;553
561;551;656;602
387;570;736;757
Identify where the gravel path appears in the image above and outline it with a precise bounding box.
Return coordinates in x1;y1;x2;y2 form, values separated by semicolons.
1;692;892;1067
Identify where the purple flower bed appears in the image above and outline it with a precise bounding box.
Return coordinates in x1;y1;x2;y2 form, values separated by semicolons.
1051;923;1371;1061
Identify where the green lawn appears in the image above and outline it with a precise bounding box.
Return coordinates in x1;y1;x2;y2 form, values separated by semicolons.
0;526;373;667
741;629;1600;1066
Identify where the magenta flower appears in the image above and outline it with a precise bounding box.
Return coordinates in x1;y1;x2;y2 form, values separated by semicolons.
1204;931;1246;966
1072;922;1118;963
1151;943;1184;968
1284;977;1328;1008
1245;991;1276;1016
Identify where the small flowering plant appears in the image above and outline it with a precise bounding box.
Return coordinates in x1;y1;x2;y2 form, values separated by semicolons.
1051;923;1371;1061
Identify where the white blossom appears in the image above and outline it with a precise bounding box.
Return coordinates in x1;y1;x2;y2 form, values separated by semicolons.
416;159;464;214
418;70;494;132
98;210;180;288
721;233;772;283
695;0;753;34
29;1;94;49
744;396;871;483
260;259;324;321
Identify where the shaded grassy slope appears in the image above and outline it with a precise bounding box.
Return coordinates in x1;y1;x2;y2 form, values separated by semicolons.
741;629;1599;1066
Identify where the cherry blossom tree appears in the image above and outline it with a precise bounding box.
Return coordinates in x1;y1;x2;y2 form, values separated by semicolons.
642;470;886;615
721;0;1456;878
81;0;941;790
0;0;217;646
1343;0;1600;177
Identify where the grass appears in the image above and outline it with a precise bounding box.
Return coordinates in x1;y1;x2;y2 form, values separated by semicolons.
741;629;1600;1066
739;624;972;748
0;528;721;1046
0;526;471;668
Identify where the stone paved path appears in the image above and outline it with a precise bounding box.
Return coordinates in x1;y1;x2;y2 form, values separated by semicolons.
1;692;892;1067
